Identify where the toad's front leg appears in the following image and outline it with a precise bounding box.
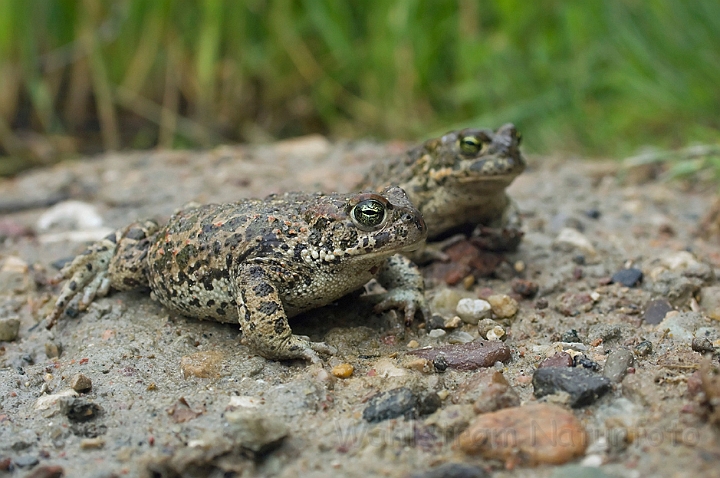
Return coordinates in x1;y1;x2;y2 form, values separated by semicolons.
234;264;336;363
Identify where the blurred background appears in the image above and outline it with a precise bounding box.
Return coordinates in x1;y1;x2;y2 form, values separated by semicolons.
0;0;718;175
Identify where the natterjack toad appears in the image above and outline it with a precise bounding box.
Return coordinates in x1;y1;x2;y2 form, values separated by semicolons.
46;187;428;362
360;123;525;251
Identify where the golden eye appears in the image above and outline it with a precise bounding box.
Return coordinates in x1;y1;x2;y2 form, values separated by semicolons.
459;135;481;155
351;199;386;229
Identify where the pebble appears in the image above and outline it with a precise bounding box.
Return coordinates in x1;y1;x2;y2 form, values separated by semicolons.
180;350;223;379
34;389;79;411
611;268;643;287
477;318;500;339
587;324;622;344
331;363;354;378
0;317;20;341
410;462;489;478
553;228;596;255
561;329;581;343
657;311;705;341
691;337;715;354
61;398;102;422
70;373;93;393
533;367;612;408
602;349;634;382
486;294;518;318
426;314;446;330
13;455;39;468
433;356;448;373
23;465;65;478
700;286;720;321
633;340;653;357
362;387;440;423
457;403;587;465
643;298;673;325
511;278;539;298
443;316;463;329
456;298;492;324
450;370;519;413
539;352;574;368
408;340;511;371
428;329;446;338
225;409;289;454
485;326;505;341
407;340;420;348
430;289;463;314
80;437;106;449
36;200;104;231
44;342;61;358
446;331;475;344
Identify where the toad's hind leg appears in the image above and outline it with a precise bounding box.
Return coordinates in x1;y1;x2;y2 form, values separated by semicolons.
46;219;159;328
234;264;336;363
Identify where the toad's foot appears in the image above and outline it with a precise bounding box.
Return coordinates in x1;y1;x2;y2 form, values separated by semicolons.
46;233;118;328
373;288;429;326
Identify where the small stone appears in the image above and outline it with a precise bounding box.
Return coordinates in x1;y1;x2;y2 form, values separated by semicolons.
428;329;446;338
462;274;475;290
423;404;476;436
485;326;505;341
13;455;39;468
603;349;634;382
588;324;622;344
444;316;463;329
560;329;581;343
634;340;653;357
539;352;574;368
409;339;511;371
23;465;65;478
477;318;499;339
362;387;439;423
44;342;61;358
700;286;720;321
407;340;420;349
535;298;549;309
180;350;223;379
331;363;354;378
0;317;20;341
643;298;673;325
657;311;705;341
70;373;92;393
585;209;602;219
456;298;492;324
433;356;448;373
80;437;106;449
37;200;104;231
410;462;489;478
511;278;538;298
405;358;432;372
691;337;715;354
457;403;587;465
533;367;612;408
553;228;596;255
225;409;289;454
486;294;518;318
611;268;643;287
447;330;475;344
426;314;446;330
430;288;463;314
62;398;102;422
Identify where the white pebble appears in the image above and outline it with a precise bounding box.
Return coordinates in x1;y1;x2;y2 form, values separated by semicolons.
486;326;506;341
456;298;492;324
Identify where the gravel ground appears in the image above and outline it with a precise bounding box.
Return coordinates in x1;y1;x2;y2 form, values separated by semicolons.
1;135;719;478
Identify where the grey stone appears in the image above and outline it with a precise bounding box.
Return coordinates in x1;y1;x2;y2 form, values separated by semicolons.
533;367;612;408
603;348;634;382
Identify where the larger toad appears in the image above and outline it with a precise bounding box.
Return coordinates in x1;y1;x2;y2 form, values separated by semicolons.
360;123;525;250
46;187;428;362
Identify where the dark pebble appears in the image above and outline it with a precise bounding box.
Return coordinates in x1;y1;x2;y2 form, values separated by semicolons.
572;254;586;265
634;340;653;357
510;278;539;298
13;455;39;468
584;209;602;219
535;298;549;310
433;355;448;372
62;398;102;422
362;387;439;423
603;348;634;382
539;352;573;368
574;355;600;371
533;367;612;408
561;329;581;343
24;465;65;478
426;314;446;330
691;337;715;354
410;462;490;478
408;340;511;371
643;299;673;325
611;268;643;287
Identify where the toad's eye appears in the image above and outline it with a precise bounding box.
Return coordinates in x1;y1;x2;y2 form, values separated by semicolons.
459;135;482;155
351;199;386;229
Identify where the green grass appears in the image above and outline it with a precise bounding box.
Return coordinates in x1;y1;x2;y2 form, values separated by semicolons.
0;0;718;172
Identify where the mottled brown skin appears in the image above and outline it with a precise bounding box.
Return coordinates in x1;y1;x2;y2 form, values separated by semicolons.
360;123;525;250
47;187;428;362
